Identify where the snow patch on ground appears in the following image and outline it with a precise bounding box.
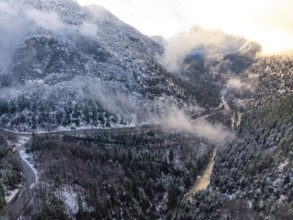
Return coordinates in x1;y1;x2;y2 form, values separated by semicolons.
58;185;90;215
278;194;287;204
7;136;30;150
247;200;253;209
29;183;36;189
59;186;79;215
278;160;289;172
5;188;19;203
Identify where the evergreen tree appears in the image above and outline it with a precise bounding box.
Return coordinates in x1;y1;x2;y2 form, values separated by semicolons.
0;184;5;209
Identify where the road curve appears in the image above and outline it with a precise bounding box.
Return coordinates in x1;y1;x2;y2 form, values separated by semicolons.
0;93;232;218
0;138;36;220
0;86;234;219
0;125;159;219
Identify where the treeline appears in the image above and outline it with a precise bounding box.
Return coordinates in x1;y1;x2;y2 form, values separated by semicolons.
0;97;125;132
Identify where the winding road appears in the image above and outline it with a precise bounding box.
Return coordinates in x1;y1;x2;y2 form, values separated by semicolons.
0;135;35;220
0;126;161;219
0;87;234;218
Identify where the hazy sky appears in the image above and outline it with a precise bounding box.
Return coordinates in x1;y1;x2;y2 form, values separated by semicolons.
77;0;293;54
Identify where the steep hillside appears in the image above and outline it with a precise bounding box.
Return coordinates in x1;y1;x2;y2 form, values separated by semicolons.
0;0;221;131
227;56;293;111
174;56;293;220
178;31;261;105
212;94;293;219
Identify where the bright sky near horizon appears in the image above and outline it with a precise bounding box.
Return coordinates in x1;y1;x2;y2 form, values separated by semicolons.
77;0;293;54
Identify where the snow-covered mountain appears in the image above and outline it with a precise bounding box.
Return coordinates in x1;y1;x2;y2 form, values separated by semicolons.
0;0;222;131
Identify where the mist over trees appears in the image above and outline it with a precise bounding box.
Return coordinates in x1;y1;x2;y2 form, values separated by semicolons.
0;0;293;219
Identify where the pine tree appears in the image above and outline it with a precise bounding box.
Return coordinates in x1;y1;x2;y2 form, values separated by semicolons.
0;184;5;209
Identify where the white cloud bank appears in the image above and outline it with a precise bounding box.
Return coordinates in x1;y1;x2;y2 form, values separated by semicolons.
162;110;234;145
0;2;65;69
79;22;98;39
159;27;245;72
227;78;256;93
26;9;64;32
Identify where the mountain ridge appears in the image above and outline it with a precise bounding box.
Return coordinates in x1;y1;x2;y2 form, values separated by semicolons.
0;0;221;131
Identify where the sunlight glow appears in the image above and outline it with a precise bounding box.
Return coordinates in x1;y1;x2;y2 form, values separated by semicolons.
77;0;293;54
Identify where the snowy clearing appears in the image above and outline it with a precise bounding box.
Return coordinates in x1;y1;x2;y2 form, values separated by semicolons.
7;136;30;150
278;160;289;172
5;188;19;203
59;186;79;215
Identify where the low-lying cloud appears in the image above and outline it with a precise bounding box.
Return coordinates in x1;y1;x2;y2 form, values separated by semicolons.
79;22;98;39
0;1;65;69
83;77;145;123
162;110;234;145
160;26;246;72
227;78;256;93
0;2;27;69
26;9;64;32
